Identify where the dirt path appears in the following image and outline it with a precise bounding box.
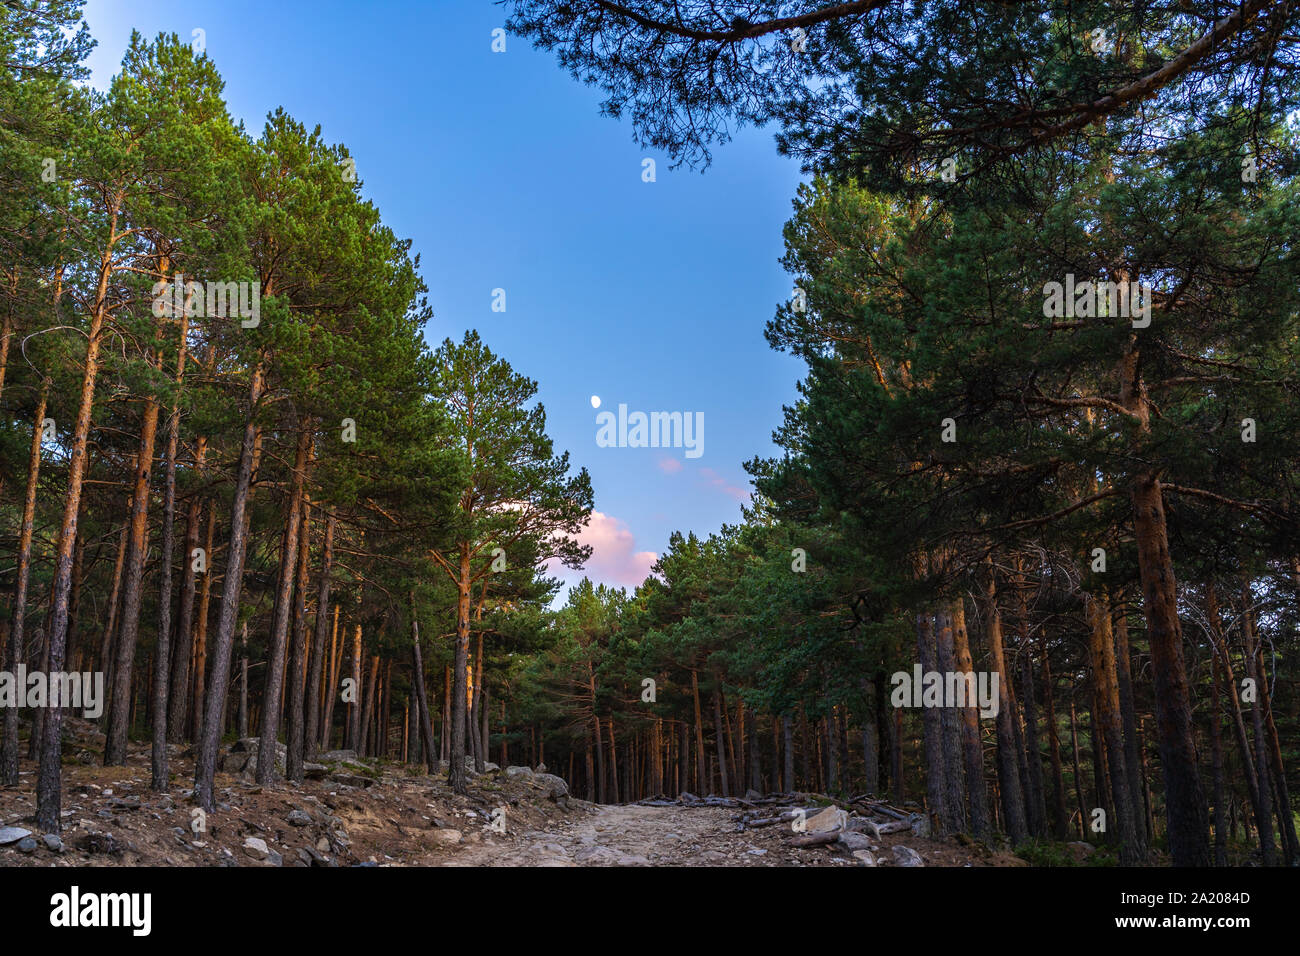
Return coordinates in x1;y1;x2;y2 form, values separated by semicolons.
442;803;812;867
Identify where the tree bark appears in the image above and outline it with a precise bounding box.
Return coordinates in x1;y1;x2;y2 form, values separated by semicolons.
304;513;335;756
168;437;206;742
104;389;161;765
255;423;310;782
285;493;313;783
1;381;48;785
1085;591;1143;863
982;566;1028;845
193;359;266;811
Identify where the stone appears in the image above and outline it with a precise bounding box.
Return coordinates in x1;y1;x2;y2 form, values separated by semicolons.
243;836;270;860
1066;841;1096;862
805;806;847;833
892;845;924;867
303;763;329;780
16;837;38;853
317;750;359;763
316;837;331;853
505;765;533;777
743;789;762;802
41;833;63;853
265;848;283;867
852;849;877;866
909;813;931;838
574;845;622;864
287;809;312;827
838;831;874;852
0;827;32;845
429;828;462;845
328;772;374;789
221;737;287;778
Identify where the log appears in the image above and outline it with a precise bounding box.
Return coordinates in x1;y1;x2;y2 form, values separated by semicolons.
788;831;841;847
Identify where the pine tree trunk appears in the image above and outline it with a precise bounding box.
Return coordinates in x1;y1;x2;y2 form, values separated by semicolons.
713;689;729;797
448;549;472;794
285;494;313;783
1112;606;1148;844
167;438;206;742
1;381;47;785
590;664;605;802
255;425;310;782
189;501;215;745
982;568;1027;844
193;360;266;811
1241;588;1276;865
691;668;706;793
1210;654;1228;866
37;243;117;831
104;391;161;765
238;622;249;740
950;599;989;837
934;608;966;832
304;513;335;756
782;714;794;792
150;308;188;788
346;624;362;751
1086;592;1143;863
1129;480;1210;859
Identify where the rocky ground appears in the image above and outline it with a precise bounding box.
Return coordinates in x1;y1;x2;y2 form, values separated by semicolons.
0;719;1026;867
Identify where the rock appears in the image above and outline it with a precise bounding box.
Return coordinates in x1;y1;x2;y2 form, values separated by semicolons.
526;772;570;806
265;848;283;867
17;837;38;853
805;806;847;833
852;849;877;866
483;762;500;772
838;831;874;851
286;809;312;827
1067;841;1096;862
316;837;331;853
505;765;534;777
221;738;287;778
891;845;924;867
78;831;126;855
909;813;931;838
574;845;622;864
743;789;762;802
328;772;374;788
317;750;359;763
303;763;329;780
42;833;63;853
243;837;270;860
429;828;462;845
0;827;32;846
678;791;700;803
615;853;651;866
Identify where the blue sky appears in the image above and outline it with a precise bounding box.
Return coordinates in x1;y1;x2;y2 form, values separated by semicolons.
83;0;807;596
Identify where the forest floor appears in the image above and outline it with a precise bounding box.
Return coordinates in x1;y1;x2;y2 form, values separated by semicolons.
0;719;1026;867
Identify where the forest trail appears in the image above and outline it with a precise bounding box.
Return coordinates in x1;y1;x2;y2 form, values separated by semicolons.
438;801;1016;867
443;804;768;867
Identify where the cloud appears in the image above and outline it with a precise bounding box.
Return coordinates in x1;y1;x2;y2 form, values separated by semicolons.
699;466;750;502
571;511;658;588
657;457;683;474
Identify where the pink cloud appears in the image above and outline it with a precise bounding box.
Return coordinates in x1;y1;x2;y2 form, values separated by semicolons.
572;511;658;588
657;457;683;474
698;467;751;502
